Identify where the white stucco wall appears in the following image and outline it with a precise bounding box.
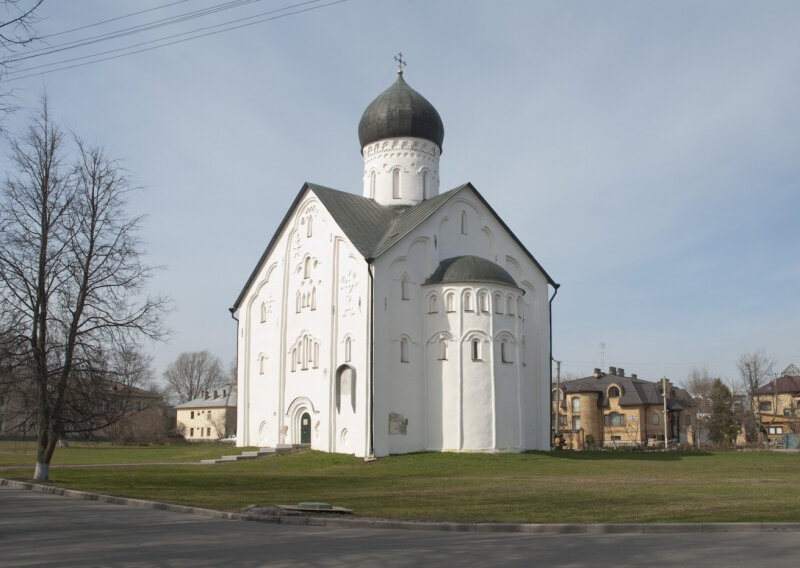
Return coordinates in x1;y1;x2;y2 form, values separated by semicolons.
236;191;371;456
371;186;552;455
362;137;441;206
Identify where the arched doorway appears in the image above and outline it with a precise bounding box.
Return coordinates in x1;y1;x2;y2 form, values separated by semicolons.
300;412;311;444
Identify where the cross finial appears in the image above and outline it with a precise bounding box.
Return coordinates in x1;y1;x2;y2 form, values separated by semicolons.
394;52;407;75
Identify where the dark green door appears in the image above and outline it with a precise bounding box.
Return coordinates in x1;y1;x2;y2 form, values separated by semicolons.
300;412;311;444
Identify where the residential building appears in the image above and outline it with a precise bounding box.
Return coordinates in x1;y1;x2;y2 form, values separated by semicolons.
552;366;697;449
176;387;236;441
754;369;800;446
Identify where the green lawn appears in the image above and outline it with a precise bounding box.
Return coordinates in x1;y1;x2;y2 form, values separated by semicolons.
2;443;798;524
0;440;252;466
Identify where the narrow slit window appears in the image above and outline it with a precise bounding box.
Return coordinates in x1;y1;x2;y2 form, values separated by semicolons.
392;168;400;199
471;339;480;361
400;337;409;363
461;211;467;235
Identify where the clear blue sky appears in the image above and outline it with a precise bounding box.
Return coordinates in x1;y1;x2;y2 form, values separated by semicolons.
2;0;798;387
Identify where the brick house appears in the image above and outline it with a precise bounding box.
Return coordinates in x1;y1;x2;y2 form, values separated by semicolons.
754;368;800;446
552;366;697;449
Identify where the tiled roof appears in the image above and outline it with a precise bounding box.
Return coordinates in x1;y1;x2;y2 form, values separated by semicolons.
756;375;800;395
559;372;694;409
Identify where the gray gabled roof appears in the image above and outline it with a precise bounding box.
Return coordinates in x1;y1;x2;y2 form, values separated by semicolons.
176;389;236;409
558;373;695;410
232;182;557;311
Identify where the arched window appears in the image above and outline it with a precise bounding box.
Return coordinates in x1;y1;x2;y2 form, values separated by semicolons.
422;170;429;199
494;293;503;314
304;257;311;279
400;337;409;363
608;386;620;398
311;287;317;310
439;338;448;360
344;337;352;362
478;292;488;313
306;216;313;238
471;338;481;361
501;340;512;363
461;211;467;235
552;390;563;402
401;275;410;300
259;354;266;375
571;397;580;412
392;168;401;199
445;293;455;312
428;295;438;313
260;302;267;323
295;292;301;313
336;365;356;413
464;291;473;312
507;294;515;316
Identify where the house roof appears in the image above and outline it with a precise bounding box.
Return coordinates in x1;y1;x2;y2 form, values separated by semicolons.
176;388;236;409
557;372;695;410
231;183;558;311
756;375;800;396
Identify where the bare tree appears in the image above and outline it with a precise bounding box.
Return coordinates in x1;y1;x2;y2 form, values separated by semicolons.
0;1;44;119
683;367;716;443
0;97;167;480
163;350;227;404
737;350;775;443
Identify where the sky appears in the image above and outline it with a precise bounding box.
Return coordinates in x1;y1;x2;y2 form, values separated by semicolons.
1;0;798;388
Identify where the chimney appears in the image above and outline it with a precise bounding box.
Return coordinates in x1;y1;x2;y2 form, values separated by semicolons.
213;390;218;398
631;373;637;379
609;366;617;376
204;390;209;399
223;389;227;397
594;368;602;378
617;368;625;377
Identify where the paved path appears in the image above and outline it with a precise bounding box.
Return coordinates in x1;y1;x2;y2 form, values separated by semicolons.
2;484;800;567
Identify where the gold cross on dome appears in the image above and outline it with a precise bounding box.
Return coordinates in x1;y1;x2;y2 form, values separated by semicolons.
394;52;407;75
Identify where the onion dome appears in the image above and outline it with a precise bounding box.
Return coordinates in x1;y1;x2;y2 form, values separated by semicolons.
358;72;444;151
424;256;519;288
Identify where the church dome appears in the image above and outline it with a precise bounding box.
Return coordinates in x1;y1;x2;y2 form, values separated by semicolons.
358;72;444;151
424;256;519;288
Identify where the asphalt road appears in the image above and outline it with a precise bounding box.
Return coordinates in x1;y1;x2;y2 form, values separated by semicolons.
2;486;799;568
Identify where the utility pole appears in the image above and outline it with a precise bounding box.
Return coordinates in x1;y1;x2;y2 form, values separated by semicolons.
554;359;562;439
662;376;669;450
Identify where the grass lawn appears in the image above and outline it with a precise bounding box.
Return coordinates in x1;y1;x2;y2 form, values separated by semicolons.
0;440;252;466
2;443;798;524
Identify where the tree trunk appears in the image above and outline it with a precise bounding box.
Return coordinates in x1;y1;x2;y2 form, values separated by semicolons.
33;420;58;481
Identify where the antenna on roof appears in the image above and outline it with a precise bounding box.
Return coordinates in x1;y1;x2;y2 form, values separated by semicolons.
394;52;407;75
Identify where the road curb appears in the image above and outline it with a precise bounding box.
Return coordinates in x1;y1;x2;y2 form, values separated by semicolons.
3;477;800;534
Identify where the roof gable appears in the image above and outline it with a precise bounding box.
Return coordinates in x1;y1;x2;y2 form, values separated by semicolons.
232;182;557;311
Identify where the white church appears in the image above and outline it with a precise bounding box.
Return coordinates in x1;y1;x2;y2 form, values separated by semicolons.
231;65;558;457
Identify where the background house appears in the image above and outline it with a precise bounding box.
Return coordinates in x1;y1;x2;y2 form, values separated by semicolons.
755;367;800;448
176;387;236;441
552;366;697;449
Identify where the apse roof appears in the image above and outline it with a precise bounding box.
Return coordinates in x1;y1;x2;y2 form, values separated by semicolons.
423;255;519;289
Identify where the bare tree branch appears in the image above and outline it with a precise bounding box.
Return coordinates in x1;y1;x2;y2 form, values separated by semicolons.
0;95;169;480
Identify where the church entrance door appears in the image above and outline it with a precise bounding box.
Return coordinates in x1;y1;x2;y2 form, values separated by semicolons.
300;412;311;444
